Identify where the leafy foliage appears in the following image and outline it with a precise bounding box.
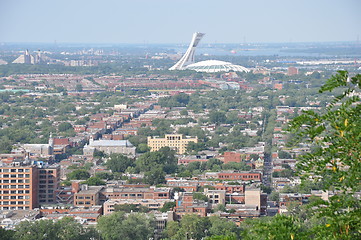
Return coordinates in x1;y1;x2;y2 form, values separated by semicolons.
114;203;150;213
97;211;155;240
106;153;134;173
241;215;305;240
66;169;90;180
289;71;361;192
287;71;361;239
12;217;97;240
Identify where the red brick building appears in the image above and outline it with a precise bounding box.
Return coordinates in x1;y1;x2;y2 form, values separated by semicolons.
174;192;210;218
223;152;243;163
217;171;262;182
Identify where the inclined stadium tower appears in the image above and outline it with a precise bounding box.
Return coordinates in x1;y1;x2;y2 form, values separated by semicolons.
169;32;249;73
169;32;205;71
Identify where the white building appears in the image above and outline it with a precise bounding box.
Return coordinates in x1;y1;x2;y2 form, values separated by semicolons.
83;137;136;157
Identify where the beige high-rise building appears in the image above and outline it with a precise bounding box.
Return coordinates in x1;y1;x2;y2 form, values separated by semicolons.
147;134;198;154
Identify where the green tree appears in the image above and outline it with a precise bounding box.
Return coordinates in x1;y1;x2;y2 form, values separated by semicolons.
164;214;210;240
144;166;166;185
97;212;155;240
0;228;14;240
209;111;227;125
106;153;134;173
13;217;95;240
160;201;176;212
208;216;240;239
67;169;90;180
95;172;114;180
75;84;83;92
135;147;177;174
180;109;189;115
136;143;150;153
82;176;106;186
241;215;305;240
58;122;73;132
289;71;361;192
193;192;208;201
0;138;12;153
278;150;292;159
114;204;149;213
288;71;361;239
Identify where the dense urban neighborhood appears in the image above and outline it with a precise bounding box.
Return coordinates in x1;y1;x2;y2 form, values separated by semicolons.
0;42;360;239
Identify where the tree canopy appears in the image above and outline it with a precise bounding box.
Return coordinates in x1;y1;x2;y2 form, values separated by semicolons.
97;211;155;240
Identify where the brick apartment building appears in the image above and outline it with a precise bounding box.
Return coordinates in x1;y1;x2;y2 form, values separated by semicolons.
217;171;262;182
0;163;38;210
174;192;210;218
38;165;60;205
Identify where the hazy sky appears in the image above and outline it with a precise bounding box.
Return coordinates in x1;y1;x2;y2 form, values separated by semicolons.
0;0;360;44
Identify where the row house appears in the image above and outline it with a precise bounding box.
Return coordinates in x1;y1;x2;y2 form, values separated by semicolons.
73;124;86;133
216;171;262;182
42;205;102;224
178;155;209;165
114;127;139;136
100;187;171;202
103;198;171;215
73;184;103;207
213;183;245;194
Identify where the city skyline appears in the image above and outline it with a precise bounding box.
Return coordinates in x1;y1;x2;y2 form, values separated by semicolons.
0;0;361;44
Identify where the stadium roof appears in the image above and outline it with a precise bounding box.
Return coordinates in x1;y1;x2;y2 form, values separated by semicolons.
185;60;250;73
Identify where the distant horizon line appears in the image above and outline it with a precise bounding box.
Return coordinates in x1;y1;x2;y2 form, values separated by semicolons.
1;40;360;46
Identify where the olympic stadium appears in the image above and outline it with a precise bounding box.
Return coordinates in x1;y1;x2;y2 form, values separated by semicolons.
169;33;249;73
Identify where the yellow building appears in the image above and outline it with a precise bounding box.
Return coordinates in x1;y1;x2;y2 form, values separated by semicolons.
147;134;198;154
